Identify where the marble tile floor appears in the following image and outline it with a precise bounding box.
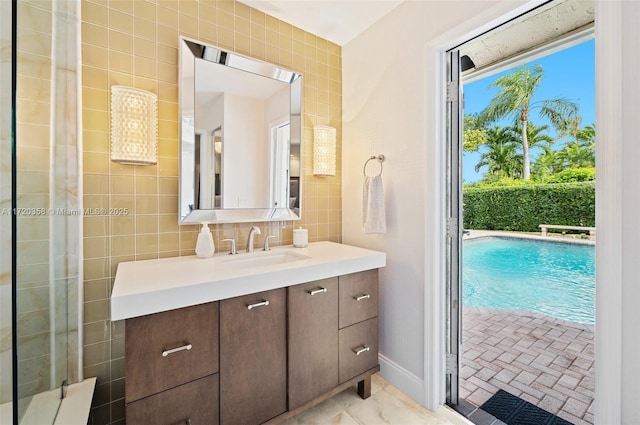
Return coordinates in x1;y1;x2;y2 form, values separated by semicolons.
461;307;595;425
282;373;471;425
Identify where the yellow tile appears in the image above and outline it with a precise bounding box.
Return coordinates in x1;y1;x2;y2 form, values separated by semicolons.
83;44;108;69
251;41;265;61
158;157;178;177
17;75;50;106
135;176;158;195
159;0;179;11
157;24;178;47
84;151;110;174
82;22;109;48
279;21;292;39
265;14;278;32
158;100;177;121
84;257;110;281
133;0;156;20
158;62;177;83
108;9;133;34
217;0;234;15
17;27;51;58
110;255;134;277
84;174;110;195
109;30;133;54
131;163;158;176
108;70;134;87
16;99;49;126
17;51;51;80
83;194;108;210
110;195;135;213
83;65;108;90
157;44;177;64
109;50;134;74
236;34;250;56
198;2;215;21
180;230;197;251
134;56;157;79
158;195;178;214
84;216;109;238
82;1;107;26
110;175;134;195
158;214;180;234
217;10;234;30
218;27;234;50
250;8;265;26
236;17;250;37
109;159;136;176
235;1;250;20
135;214;158;234
133;76;158;93
179;14;198;38
158;139;178;158
134;17;156;41
135;195;158;214
158;119;178;140
158;82;178;102
111;235;134;256
159;232;179;252
135;234;158;254
110;0;133;15
17;123;49;149
84;237;109;259
110;215;134;236
266;29;278;47
160;250;180;259
180;0;198;17
82;108;109;133
83;87;109;111
157;5;178;29
199;20;217;44
17;147;49;172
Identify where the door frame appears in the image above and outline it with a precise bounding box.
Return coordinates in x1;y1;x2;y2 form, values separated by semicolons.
427;2;621;423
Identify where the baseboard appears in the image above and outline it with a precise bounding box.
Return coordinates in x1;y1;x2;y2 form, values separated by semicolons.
378;353;425;405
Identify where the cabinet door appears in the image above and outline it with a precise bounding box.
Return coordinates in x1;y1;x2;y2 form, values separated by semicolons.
288;277;339;409
220;288;287;425
339;317;379;383
126;374;219;425
125;301;219;402
339;269;379;329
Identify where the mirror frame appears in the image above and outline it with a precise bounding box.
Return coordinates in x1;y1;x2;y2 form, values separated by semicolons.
178;36;303;224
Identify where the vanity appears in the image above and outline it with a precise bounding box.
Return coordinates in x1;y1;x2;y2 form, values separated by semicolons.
111;242;385;425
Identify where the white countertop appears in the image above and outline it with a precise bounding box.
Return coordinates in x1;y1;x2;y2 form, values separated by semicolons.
111;241;386;320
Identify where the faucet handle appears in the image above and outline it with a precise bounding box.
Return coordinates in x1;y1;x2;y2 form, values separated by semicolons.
221;238;237;255
263;235;277;251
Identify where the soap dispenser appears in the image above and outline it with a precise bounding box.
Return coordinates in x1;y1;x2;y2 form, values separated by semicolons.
195;223;215;258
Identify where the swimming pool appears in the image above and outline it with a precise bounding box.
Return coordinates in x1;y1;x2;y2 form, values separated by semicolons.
463;237;595;324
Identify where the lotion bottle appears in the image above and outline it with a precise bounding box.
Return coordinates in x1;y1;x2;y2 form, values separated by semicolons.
195;223;215;258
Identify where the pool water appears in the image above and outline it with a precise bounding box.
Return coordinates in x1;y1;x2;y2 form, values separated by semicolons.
463;237;595;324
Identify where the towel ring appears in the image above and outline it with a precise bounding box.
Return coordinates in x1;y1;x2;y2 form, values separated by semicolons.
363;155;385;177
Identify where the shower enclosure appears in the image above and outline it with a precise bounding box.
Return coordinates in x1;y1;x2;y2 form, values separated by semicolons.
1;1;82;424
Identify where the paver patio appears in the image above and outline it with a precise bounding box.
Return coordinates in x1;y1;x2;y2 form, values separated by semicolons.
461;306;594;425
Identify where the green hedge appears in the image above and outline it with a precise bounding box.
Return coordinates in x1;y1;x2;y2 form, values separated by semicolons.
463;181;595;232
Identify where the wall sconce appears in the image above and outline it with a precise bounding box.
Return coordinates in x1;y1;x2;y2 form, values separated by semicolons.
313;125;336;176
110;86;158;165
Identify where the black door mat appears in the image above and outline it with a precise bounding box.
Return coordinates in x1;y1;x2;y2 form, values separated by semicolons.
480;390;574;425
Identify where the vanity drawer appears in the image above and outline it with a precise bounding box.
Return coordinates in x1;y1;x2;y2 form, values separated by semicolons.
126;374;219;425
125;301;219;402
339;317;379;383
339;269;378;329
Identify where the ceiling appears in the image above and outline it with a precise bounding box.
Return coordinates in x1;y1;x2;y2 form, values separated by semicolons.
239;0;403;46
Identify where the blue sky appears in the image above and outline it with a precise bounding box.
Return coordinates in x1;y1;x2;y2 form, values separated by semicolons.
462;39;595;183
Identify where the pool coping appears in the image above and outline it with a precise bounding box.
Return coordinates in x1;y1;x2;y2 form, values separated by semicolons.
463;230;595;246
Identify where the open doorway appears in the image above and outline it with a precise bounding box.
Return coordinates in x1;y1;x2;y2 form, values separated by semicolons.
446;1;595;424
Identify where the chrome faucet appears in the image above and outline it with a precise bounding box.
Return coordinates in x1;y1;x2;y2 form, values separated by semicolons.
246;226;261;252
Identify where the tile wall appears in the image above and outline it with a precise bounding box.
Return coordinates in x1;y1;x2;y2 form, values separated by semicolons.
81;0;342;423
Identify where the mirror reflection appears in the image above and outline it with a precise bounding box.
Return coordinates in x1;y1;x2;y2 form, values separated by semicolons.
179;37;302;224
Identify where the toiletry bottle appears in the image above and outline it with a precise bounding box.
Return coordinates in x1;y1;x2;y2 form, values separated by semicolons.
195;223;215;258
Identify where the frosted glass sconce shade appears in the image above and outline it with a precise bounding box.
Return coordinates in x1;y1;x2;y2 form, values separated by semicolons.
313;125;336;176
110;86;158;165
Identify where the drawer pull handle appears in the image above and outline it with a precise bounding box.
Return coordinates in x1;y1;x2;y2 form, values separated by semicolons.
308;287;327;296
354;346;370;356
354;294;371;301
162;342;192;357
247;300;270;310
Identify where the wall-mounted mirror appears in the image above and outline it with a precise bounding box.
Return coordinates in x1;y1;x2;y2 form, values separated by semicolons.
179;37;303;224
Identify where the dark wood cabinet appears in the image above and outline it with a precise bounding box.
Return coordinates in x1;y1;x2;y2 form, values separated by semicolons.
220;288;287;425
126;374;219;425
125;301;219;403
339;269;379;329
288;277;339;409
124;269;380;425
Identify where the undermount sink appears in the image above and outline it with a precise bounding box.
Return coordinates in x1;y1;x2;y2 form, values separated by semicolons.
222;250;310;269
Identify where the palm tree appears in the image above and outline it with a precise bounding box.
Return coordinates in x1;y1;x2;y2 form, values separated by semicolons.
532;149;563;179
559;142;595;168
479;65;579;180
475;126;522;179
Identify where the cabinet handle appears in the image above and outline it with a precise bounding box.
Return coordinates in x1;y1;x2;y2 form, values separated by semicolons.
162;341;192;357
308;287;327;296
247;300;270;310
354;294;371;301
353;346;370;356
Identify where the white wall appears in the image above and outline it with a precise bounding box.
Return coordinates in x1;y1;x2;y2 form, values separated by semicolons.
342;0;503;406
344;0;640;422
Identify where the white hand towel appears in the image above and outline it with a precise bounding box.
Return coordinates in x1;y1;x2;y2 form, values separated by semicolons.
363;175;386;234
